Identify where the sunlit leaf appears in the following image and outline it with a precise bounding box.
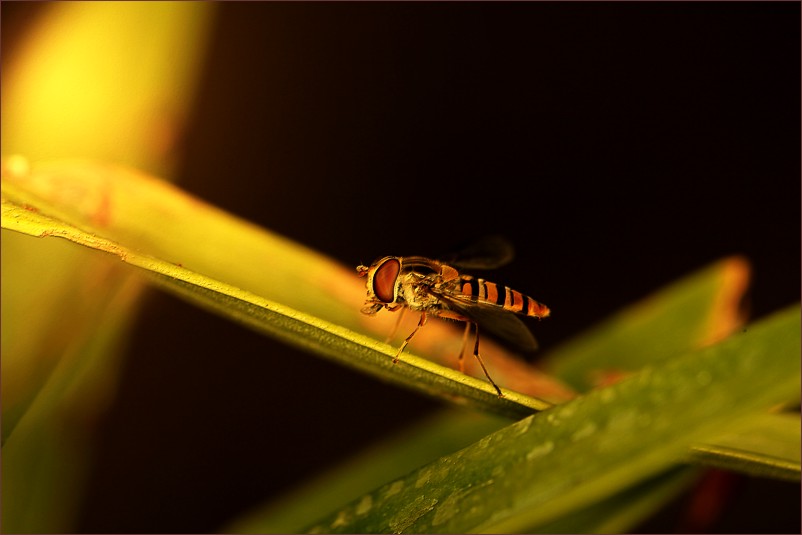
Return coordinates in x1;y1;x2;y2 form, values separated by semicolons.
1;191;551;419
2;157;574;405
1;2;215;532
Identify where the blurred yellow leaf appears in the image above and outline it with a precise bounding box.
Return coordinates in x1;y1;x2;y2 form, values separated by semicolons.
1;2;215;532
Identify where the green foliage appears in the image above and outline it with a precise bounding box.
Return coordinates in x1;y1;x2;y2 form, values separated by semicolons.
4;4;797;532
303;306;799;533
3;162;799;533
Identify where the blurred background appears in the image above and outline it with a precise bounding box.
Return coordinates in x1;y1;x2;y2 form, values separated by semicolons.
2;2;799;533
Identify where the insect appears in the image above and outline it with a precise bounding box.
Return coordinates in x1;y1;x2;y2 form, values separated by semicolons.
356;238;550;397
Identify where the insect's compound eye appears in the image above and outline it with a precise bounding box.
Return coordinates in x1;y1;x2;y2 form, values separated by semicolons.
372;257;400;303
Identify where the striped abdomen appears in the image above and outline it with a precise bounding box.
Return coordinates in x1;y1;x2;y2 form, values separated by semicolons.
459;276;550;318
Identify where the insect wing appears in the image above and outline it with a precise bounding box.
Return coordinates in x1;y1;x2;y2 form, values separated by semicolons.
430;287;538;353
438;235;515;271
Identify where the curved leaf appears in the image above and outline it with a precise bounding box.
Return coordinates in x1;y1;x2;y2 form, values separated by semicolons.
1;191;550;419
229;254;759;533
1;158;575;404
304;306;800;533
689;412;800;482
226;410;511;534
541;256;750;392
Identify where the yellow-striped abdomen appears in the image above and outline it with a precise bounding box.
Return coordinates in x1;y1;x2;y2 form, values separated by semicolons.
460;276;550;318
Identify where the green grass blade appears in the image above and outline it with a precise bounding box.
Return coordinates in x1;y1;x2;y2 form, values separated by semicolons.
150;265;549;418
226;410;511;534
229;419;696;535
3;156;794;533
1;193;550;419
304;306;799;533
227;256;757;532
689;412;800;482
1;158;574;403
541;256;750;392
534;467;700;534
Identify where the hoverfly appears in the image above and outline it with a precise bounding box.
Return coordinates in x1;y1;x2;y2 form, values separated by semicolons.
356;238;550;397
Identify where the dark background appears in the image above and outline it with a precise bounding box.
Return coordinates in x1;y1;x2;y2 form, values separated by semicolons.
4;2;800;533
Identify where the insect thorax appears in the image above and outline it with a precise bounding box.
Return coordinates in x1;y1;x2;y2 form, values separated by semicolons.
396;271;451;313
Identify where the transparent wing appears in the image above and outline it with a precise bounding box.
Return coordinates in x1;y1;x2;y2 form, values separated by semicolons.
430;289;538;353
438;235;515;270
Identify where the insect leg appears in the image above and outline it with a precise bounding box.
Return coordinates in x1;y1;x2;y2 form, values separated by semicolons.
393;312;427;364
386;306;407;343
471;324;504;397
458;322;471;373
